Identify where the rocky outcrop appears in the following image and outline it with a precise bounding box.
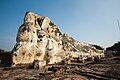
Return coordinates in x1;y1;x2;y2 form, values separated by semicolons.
12;11;65;66
62;33;104;62
12;11;104;67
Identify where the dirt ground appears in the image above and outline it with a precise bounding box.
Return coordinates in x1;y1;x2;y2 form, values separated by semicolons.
0;56;120;80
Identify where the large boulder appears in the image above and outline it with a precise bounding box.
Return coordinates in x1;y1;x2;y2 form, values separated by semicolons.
12;11;104;67
12;11;64;66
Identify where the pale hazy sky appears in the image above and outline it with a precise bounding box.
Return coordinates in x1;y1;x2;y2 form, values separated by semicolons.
0;0;120;51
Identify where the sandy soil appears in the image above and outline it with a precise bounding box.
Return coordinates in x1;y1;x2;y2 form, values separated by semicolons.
0;56;120;80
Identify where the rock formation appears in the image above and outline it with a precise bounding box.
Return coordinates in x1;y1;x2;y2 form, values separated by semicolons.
12;11;65;66
12;11;104;67
62;33;104;62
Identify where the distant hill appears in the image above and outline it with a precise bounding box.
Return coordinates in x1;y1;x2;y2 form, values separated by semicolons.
0;49;11;67
106;41;120;55
0;49;5;53
91;44;104;50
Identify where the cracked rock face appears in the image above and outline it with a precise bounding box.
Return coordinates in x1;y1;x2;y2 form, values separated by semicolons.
12;11;104;66
12;11;64;66
62;33;104;61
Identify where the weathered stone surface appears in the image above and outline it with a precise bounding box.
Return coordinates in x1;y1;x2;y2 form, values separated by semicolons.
12;11;64;66
12;11;104;67
62;33;104;62
33;60;46;69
